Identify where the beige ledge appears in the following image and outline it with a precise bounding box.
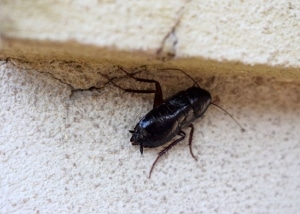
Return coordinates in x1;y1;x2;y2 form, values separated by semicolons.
1;0;300;87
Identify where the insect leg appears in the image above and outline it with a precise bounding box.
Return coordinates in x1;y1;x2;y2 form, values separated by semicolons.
149;131;186;178
188;124;198;161
117;66;163;108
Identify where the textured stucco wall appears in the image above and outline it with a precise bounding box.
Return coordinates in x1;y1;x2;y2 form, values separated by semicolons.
1;0;300;213
1;60;300;213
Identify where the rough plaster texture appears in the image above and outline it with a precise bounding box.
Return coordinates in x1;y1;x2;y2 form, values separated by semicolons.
1;61;300;213
1;0;300;213
177;1;300;66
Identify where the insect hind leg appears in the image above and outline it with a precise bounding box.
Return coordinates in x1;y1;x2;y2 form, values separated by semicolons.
116;66;163;108
148;125;198;178
188;124;198;161
149;131;186;178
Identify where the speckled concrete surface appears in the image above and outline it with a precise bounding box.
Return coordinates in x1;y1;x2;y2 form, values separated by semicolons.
1;61;300;213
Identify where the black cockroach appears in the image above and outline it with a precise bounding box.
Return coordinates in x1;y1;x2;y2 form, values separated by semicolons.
113;66;244;178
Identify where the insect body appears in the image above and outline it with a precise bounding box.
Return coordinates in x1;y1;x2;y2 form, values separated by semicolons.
131;87;211;152
114;67;244;178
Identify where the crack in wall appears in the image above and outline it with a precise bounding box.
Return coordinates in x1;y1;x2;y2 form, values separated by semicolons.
156;1;191;61
39;71;112;98
1;58;112;98
1;59;158;99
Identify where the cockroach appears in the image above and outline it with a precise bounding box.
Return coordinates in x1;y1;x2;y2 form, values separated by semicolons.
113;66;244;178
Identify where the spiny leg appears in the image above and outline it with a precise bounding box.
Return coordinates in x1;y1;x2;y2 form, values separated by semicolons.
110;76;156;96
149;131;186;179
188;124;198;161
117;66;164;108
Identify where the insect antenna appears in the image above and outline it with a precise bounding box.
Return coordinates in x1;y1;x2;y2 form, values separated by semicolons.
159;68;244;131
210;103;245;132
158;68;200;88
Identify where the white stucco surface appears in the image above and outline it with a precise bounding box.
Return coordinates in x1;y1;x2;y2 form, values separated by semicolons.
1;61;300;213
1;1;300;213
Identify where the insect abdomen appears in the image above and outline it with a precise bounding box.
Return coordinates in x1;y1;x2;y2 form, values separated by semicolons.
131;91;194;148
